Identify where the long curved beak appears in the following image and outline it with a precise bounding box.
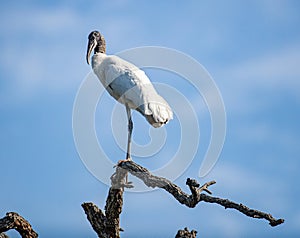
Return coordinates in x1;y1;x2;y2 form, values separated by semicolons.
86;38;97;65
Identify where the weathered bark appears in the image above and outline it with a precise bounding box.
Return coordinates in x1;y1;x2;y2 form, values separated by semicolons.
0;212;38;238
82;166;132;238
82;203;107;238
118;160;284;227
175;227;197;238
83;160;284;238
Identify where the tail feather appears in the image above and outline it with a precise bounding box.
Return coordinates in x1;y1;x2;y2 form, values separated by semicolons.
144;101;173;128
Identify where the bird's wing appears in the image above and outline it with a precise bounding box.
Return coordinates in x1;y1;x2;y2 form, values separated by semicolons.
103;56;173;126
103;57;152;110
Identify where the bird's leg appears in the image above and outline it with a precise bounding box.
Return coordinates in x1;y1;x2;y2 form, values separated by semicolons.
126;105;133;161
123;105;133;185
116;105;133;185
117;105;133;163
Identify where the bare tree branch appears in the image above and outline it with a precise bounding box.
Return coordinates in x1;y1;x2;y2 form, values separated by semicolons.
0;212;38;238
83;160;284;238
175;227;197;238
118;160;284;227
82;166;130;238
82;203;107;238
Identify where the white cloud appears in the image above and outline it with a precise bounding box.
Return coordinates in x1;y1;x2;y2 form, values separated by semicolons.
0;5;82;35
0;3;147;102
258;0;299;22
225;44;300;89
231;45;300;86
0;6;90;102
216;43;300;115
205;162;289;213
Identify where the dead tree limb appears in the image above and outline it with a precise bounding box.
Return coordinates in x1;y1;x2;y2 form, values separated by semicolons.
0;212;38;238
175;227;197;238
82;166;132;238
83;160;284;238
118;160;284;227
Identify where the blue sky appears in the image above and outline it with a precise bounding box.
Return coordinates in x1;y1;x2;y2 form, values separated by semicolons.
1;1;300;237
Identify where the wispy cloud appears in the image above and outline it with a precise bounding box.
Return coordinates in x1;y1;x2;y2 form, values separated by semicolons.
216;43;300;115
0;4;82;35
258;0;300;23
206;162;289;214
228;44;300;89
0;2;148;102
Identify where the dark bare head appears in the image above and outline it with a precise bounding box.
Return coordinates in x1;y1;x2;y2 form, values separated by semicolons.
86;30;106;65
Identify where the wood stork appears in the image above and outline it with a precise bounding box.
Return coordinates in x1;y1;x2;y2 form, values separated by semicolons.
86;30;173;162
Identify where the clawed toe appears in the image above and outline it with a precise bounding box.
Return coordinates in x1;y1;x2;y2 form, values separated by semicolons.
115;158;131;167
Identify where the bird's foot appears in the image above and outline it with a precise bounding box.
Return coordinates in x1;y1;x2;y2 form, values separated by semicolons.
112;158;133;187
115;157;132;167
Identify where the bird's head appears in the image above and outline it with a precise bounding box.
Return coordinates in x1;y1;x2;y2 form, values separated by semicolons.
86;30;106;65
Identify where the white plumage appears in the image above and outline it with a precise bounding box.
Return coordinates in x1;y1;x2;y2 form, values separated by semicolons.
86;30;173;160
91;53;173;127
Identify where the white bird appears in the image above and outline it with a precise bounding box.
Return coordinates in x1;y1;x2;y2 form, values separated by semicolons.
86;30;173;162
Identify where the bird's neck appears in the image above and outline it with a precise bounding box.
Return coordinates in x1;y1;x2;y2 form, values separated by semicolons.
94;44;106;54
94;37;106;54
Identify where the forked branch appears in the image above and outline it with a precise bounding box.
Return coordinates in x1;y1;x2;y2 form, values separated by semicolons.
82;166;129;238
82;160;284;238
118;160;284;227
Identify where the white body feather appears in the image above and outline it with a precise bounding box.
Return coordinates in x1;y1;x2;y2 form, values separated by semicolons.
91;53;173;128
